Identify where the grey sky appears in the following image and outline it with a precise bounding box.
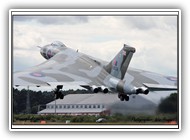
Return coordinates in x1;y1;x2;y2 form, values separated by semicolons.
13;14;178;76
13;16;89;25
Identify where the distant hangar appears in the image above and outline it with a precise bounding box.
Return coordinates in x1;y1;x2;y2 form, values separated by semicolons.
37;92;173;115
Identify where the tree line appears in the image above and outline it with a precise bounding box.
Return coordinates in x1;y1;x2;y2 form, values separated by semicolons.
12;88;177;115
12;88;88;114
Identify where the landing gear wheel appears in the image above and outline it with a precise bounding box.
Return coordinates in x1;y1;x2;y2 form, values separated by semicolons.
55;94;59;99
60;93;64;99
120;96;125;101
118;93;129;101
118;93;124;101
54;85;64;99
55;91;61;99
124;95;129;101
118;93;121;98
55;91;64;99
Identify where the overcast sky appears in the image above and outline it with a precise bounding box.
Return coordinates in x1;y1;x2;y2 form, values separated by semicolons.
13;14;178;76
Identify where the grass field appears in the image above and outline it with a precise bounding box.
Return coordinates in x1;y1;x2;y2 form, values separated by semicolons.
13;121;177;125
13;113;178;125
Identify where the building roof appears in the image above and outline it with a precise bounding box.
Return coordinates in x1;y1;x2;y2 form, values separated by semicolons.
47;93;118;105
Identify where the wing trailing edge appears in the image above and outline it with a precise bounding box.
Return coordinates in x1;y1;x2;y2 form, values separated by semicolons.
143;83;177;91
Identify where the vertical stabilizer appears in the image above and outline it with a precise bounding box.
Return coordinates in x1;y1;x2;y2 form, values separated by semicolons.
104;44;136;79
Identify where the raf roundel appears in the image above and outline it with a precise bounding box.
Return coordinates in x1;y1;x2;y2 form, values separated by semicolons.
30;72;45;77
166;76;177;81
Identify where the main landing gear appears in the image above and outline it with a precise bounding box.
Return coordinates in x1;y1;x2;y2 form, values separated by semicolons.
54;85;64;99
118;93;129;101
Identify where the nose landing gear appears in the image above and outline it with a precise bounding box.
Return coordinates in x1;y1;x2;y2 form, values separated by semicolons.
54;85;64;99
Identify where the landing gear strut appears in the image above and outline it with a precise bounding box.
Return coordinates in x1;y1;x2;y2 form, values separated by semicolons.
118;93;129;101
54;85;64;99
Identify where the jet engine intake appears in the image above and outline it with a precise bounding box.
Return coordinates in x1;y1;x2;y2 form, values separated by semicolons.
100;86;109;93
91;85;99;93
136;87;149;95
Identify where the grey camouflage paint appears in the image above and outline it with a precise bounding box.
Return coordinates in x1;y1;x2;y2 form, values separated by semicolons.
13;41;177;96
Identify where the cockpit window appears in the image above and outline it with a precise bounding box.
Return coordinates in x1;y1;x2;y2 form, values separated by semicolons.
51;41;66;47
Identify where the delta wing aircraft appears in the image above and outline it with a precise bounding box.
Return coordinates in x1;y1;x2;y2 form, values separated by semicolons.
14;41;177;101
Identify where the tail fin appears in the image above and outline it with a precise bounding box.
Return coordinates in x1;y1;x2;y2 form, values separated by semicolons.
104;44;136;79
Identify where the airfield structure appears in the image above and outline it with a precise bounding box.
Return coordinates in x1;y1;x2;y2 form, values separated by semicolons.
37;93;161;116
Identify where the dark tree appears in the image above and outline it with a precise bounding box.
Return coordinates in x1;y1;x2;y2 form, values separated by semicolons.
157;93;177;114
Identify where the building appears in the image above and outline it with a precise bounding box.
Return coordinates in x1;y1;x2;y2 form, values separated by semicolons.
38;91;171;115
38;93;113;116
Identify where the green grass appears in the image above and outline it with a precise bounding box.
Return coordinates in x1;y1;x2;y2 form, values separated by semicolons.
13;113;178;125
13;121;173;125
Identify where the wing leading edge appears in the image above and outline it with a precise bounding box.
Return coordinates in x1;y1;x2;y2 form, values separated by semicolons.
14;46;108;87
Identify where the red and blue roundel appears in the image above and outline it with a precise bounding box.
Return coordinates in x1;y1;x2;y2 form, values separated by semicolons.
166;76;177;81
30;72;45;77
